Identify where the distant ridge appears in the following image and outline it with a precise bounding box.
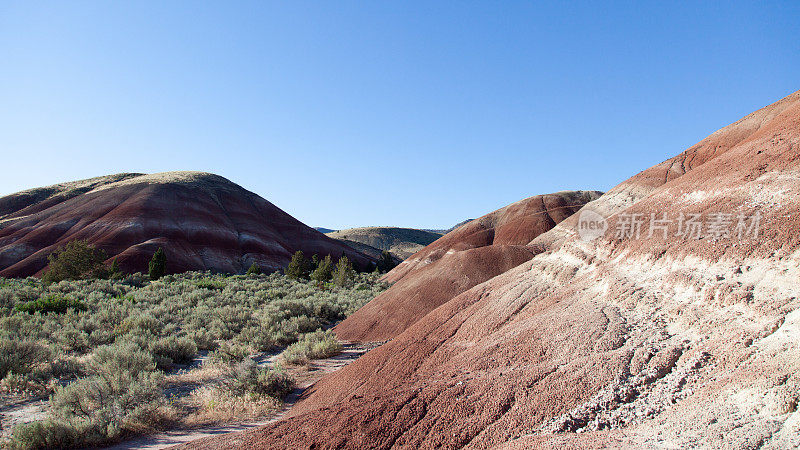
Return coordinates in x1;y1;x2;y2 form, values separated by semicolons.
314;227;337;234
325;227;442;259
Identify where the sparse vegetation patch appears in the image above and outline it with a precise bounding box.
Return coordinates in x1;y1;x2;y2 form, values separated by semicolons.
0;271;388;448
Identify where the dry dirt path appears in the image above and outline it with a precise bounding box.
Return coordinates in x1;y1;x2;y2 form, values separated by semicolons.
103;341;383;450
0;398;48;441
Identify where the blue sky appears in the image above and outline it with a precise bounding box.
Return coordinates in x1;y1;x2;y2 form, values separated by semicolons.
1;1;797;229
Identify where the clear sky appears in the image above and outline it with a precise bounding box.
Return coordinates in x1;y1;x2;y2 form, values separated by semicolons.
1;1;797;229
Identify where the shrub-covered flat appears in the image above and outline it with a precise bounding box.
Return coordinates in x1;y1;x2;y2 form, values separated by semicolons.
0;271;388;449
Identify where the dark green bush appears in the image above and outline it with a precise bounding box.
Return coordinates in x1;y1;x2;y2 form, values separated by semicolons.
246;262;261;276
41;240;109;284
310;255;333;282
377;250;397;272
285;251;311;279
148;248;166;281
15;295;86;314
109;259;123;280
194;278;226;290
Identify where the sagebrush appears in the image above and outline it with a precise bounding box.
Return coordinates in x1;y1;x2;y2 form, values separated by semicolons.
0;271;387;448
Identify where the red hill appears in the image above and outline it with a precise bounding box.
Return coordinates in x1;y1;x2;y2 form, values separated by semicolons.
0;172;373;277
335;190;602;342
185;90;800;448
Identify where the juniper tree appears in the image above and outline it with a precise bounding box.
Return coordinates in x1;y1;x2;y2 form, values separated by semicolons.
332;255;355;287
285;251;311;279
148;248;167;281
376;251;397;273
310;255;334;283
246;262;261;276
42;240;108;284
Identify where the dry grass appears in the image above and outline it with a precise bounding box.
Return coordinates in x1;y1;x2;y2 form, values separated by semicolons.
179;386;283;426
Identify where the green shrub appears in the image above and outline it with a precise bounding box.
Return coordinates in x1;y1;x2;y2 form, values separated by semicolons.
280;330;342;365
186;328;218;351
8;420;81;450
49;370;165;445
246;262;261;276
0;338;52;379
221;359;294;399
0;289;14;309
49;357;86;380
0;271;390;449
148;248;166;281
89;341;156;378
118;313;163;336
53;325;90;353
15;295;86;314
235;326;277;352
5;340;167;448
150;336;197;368
109;259;123;280
41;240;109;284
209;342;251;365
194;278;226;290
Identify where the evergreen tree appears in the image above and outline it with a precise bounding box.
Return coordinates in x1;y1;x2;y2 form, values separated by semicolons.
376;250;397;272
246;262;261;276
42;240;108;284
148;247;167;281
285;251;311;279
332;255;356;287
310;255;334;283
109;258;123;280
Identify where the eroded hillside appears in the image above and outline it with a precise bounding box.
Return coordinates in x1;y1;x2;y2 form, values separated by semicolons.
185;90;800;449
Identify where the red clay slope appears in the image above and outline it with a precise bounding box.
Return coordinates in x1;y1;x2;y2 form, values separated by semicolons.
184;89;800;449
335;190;602;342
0;172;374;277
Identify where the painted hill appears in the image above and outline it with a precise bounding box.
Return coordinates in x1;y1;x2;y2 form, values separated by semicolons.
325;227;443;259
186;90;800;449
0;172;374;277
335;190;603;342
